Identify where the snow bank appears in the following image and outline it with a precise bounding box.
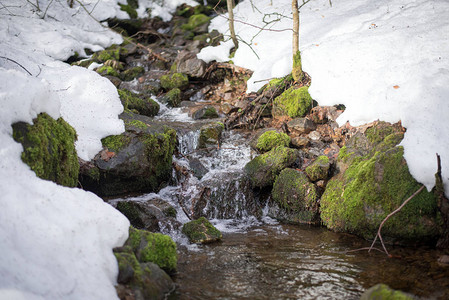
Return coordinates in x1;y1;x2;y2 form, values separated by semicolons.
138;0;199;21
198;0;449;193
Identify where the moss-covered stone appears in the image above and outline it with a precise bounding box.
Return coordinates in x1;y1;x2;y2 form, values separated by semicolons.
272;86;312;118
320;124;441;242
12;113;79;187
292;50;304;82
256;130;291;153
165;88;181;107
244;146;299;188
360;284;414;300
160;73;189;91
272;168;319;224
181;14;210;31
120;66;144;81
305;155;330;181
92;46;120;63
182;217;222;244
265;73;293;92
128;227;177;273
125;119;148;131
96;65;120;77
198;122;224;149
118;88;159;117
101;134;131;152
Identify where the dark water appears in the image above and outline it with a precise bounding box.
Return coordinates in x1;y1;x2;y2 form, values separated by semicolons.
170;224;449;300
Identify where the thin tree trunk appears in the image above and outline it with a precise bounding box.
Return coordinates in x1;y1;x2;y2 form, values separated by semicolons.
292;0;299;54
227;0;239;50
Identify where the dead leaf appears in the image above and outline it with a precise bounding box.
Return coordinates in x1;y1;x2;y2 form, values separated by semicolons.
393;85;400;89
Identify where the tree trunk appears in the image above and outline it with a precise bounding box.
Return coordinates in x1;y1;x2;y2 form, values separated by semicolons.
292;0;299;54
436;154;449;248
227;0;239;50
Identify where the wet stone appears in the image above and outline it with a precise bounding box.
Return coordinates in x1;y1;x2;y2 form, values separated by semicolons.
287;117;316;135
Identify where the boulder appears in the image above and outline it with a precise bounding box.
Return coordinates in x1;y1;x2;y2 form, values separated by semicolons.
269;168;319;224
254;130;291;153
174;50;207;78
272;86;312;118
287;117;316;135
305;155;330;181
160;72;189;91
192;105;219;120
360;284;414;300
182;217;222;244
79;120;177;196
118;88;160;117
198;122;224;149
320;122;441;243
244;146;299;188
12;113;79;187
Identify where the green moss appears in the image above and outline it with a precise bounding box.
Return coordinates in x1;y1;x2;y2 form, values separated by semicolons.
160;73;189;91
256;131;291;153
117;202;142;227
292;50;304;82
118;89;160;117
119;4;138;19
120;66;144;81
272;86;312;118
165;88;181;107
361;284;413;300
12;113;79;187
96;65;120;77
101;134;131;152
265;74;293;92
203;106;219;119
321;146;440;241
198;122;223;149
93;46;120;63
114;251;142;284
182;217;222;244
181;14;210;31
87;166;100;182
244;146;298;188
365;123;395;145
305;155;330;181
272;168;318;218
170;62;178;73
125;120;148;131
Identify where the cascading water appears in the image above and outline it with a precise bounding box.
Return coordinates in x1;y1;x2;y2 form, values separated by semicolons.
111;103;449;300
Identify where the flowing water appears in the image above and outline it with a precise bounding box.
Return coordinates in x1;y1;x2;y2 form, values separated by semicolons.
114;102;449;299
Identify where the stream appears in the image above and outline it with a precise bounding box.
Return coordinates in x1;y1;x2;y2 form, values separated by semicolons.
112;98;449;299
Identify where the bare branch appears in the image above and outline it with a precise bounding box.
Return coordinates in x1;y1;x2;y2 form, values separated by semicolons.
0;56;33;76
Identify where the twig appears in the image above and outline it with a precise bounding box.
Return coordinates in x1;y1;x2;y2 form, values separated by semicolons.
136;43;168;62
0;56;32;76
41;0;54;19
345;247;387;254
369;185;425;256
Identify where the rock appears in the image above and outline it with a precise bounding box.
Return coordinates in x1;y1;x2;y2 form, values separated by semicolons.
287;117;317;135
104;75;122;87
160;88;182;107
120;66;145;81
254;130;291;153
160;72;189;91
12;113;79;187
308;131;321;141
115;198;178;232
270;168;319;224
79;121;177;196
174;50;207;78
305;155;330;181
127;227;177;274
291;136;310;148
181;171;261;219
310;106;342;124
182;217;222;244
192;105;219;119
188;157;208;179
272;86;312;118
320;122;440;242
181;14;210;33
360;284;414;300
114;228;176;300
118;89;160;117
198;122;224;149
244;146;300;188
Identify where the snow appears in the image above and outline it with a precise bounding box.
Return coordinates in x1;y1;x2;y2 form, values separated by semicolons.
198;0;449;194
0;0;193;299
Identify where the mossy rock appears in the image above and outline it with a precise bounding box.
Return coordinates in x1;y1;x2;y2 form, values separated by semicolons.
198;122;224;149
256;130;291;153
265;73;293;93
320;123;441;242
160;73;189;91
192;106;219;120
118;89;159;117
92;46;120;63
272;86;312;118
244;146;299;189
292;50;304;82
182;217;222;244
162;88;182;107
360;284;414;300
12;113;79;187
181;14;210;31
120;66;145;81
128;227;177;274
271;168;319;224
305;155;330;181
119;3;138;19
96;65;120;77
